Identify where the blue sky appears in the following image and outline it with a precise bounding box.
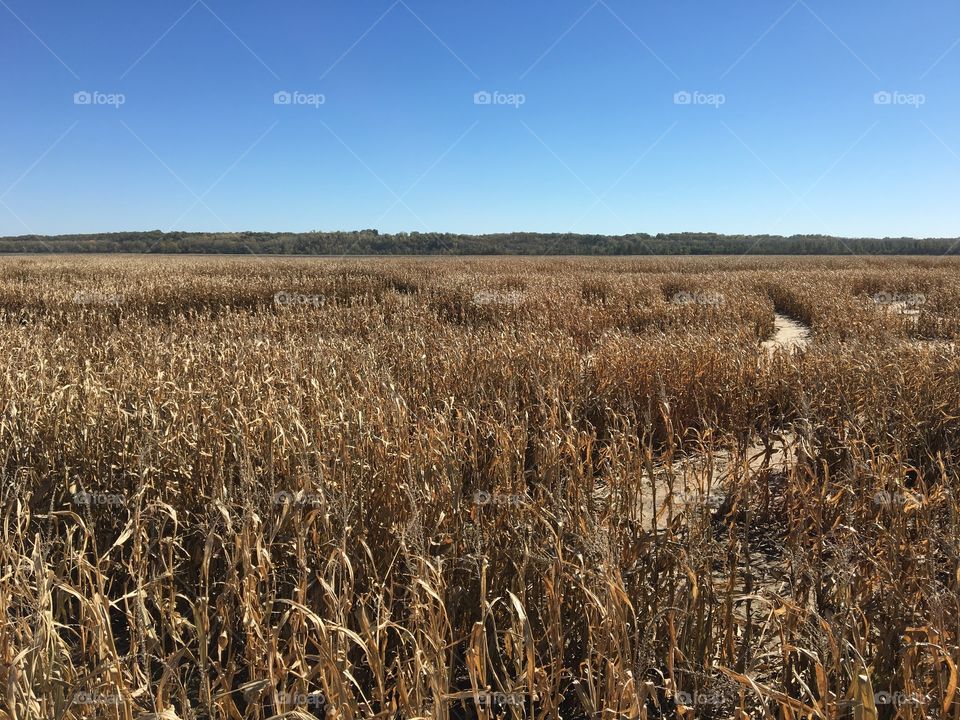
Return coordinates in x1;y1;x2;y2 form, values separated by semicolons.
1;0;958;237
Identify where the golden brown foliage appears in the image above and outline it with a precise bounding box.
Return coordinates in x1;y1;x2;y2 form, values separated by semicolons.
0;255;958;719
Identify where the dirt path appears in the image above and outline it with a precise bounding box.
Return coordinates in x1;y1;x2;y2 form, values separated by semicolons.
620;309;953;530
611;312;812;528
761;313;811;354
629;433;798;529
870;301;957;350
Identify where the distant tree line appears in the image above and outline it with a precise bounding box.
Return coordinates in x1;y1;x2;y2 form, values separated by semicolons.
0;230;957;255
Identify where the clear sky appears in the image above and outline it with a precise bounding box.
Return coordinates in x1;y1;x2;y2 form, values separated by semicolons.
1;1;958;237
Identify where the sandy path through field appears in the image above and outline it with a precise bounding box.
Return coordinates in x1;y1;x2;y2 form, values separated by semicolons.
628;434;798;530
883;302;957;351
626;309;953;529
619;313;812;529
762;313;811;354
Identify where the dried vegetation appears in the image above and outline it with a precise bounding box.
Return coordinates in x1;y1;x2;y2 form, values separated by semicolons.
0;255;958;719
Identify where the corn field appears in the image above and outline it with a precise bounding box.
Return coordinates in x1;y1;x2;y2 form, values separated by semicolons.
1;255;959;720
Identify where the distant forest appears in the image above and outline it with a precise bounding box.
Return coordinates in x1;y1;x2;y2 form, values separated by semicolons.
1;230;957;255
